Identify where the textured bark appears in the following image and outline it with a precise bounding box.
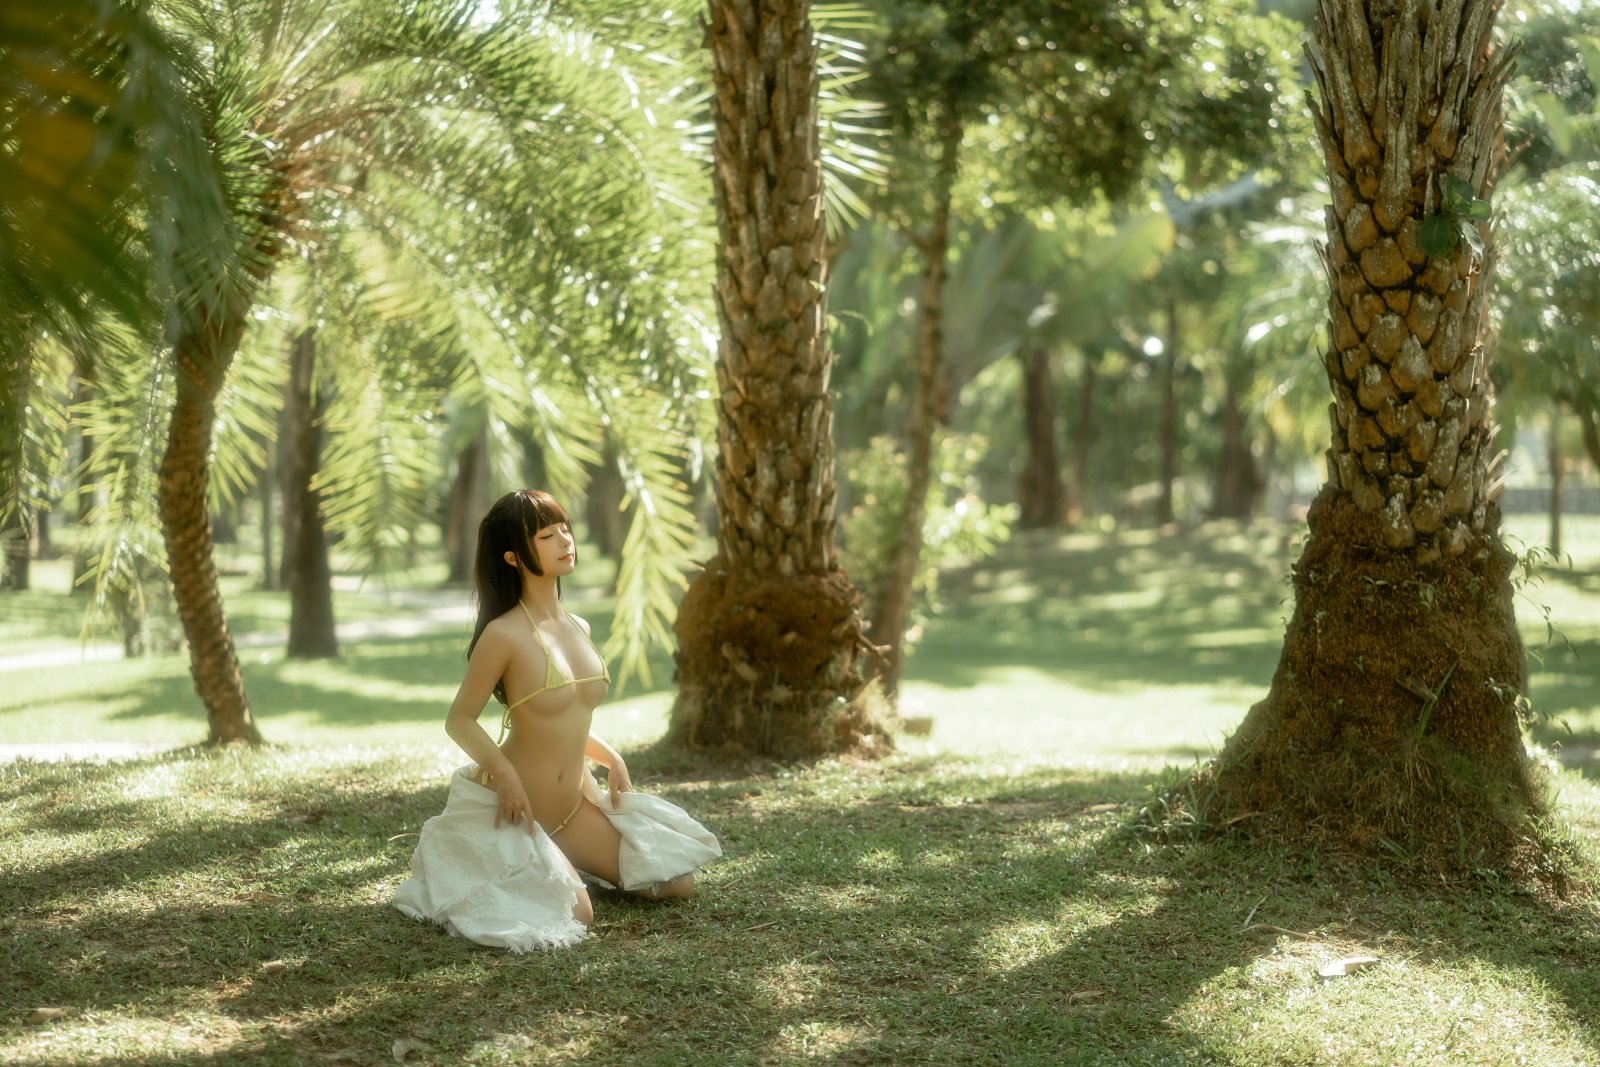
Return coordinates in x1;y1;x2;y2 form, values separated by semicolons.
1185;0;1552;878
1157;297;1180;527
1017;346;1065;528
282;328;337;659
868;108;962;697
160;303;263;745
1308;0;1513;558
670;0;886;757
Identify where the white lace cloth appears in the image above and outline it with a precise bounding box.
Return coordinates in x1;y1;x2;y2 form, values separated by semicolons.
393;766;721;952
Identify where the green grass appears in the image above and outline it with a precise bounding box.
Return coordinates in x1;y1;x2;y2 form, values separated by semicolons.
3;518;1600;1065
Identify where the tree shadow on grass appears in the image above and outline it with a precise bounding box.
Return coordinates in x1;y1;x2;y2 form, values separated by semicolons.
6;754;1599;1066
567;767;1600;1065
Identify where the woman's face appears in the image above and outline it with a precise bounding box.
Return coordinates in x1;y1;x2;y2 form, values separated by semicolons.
531;521;576;575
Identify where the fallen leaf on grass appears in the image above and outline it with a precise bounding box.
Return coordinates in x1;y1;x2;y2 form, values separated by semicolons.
473;1034;536;1054
392;1038;427;1062
27;1008;68;1024
260;960;287;975
1083;803;1121;815
1317;956;1381;980
1067;990;1105;1003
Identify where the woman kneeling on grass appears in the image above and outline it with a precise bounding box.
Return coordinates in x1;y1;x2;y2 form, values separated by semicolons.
394;489;720;951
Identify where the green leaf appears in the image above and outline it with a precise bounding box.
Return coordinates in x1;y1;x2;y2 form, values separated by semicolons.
1536;91;1575;157
1440;175;1472;214
1459;220;1484;258
1418;214;1460;259
1580;38;1600;102
1466;198;1492;222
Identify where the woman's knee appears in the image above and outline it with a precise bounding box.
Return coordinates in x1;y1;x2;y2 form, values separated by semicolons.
644;871;693;900
572;887;594;925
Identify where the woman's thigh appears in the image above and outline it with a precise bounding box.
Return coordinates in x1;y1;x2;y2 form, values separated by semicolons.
551;800;623;886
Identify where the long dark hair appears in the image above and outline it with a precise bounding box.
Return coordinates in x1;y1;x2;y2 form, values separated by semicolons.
468;489;571;705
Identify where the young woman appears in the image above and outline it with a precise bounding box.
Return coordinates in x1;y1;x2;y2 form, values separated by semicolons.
394;489;719;951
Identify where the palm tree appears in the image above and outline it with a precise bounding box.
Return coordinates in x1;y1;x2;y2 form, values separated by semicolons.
8;0;710;742
1177;0;1559;876
668;0;888;757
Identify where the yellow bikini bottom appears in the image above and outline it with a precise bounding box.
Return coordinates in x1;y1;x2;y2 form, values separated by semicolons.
468;766;583;836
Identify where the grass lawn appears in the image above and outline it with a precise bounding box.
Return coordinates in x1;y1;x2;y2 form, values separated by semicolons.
3;518;1600;1065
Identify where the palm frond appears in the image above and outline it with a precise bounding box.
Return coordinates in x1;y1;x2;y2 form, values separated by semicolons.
208;312;290;511
581;393;700;690
0;330;71;531
1;0;233;334
71;330;174;636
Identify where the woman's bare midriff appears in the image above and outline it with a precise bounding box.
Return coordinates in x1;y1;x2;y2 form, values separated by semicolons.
497;686;603;832
472;609;610;834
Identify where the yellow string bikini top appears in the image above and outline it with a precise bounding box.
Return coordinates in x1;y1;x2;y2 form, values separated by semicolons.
495;600;611;743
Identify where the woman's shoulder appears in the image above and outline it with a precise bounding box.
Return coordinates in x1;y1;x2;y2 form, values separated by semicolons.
565;610;592;636
477;610;529;648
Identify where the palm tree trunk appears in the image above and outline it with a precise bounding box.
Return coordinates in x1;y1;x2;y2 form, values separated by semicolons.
1157;296;1180;527
1017;345;1064;528
2;346;32;591
283;327;337;659
1548;407;1563;560
1067;349;1098;526
669;0;886;758
71;366;98;594
1211;369;1262;520
585;441;630;565
868;107;962;697
444;424;488;585
1189;0;1550;876
160;311;262;745
260;427;277;591
1566;394;1600;473
158;161;289;744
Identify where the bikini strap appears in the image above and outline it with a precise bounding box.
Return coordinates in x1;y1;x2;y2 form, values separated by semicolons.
517;599;551;654
500;601;552;742
564;608;611;682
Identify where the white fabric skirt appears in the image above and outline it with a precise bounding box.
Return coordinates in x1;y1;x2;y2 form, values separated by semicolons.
393;766;721;953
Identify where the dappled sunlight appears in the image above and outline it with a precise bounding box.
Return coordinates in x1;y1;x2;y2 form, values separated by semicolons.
767;1019;881;1060
12;1013;248;1063
973;918;1082;976
853;846;904;875
1174;942;1597;1064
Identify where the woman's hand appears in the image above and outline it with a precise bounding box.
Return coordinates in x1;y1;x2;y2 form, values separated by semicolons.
493;769;536;836
606;756;633;810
